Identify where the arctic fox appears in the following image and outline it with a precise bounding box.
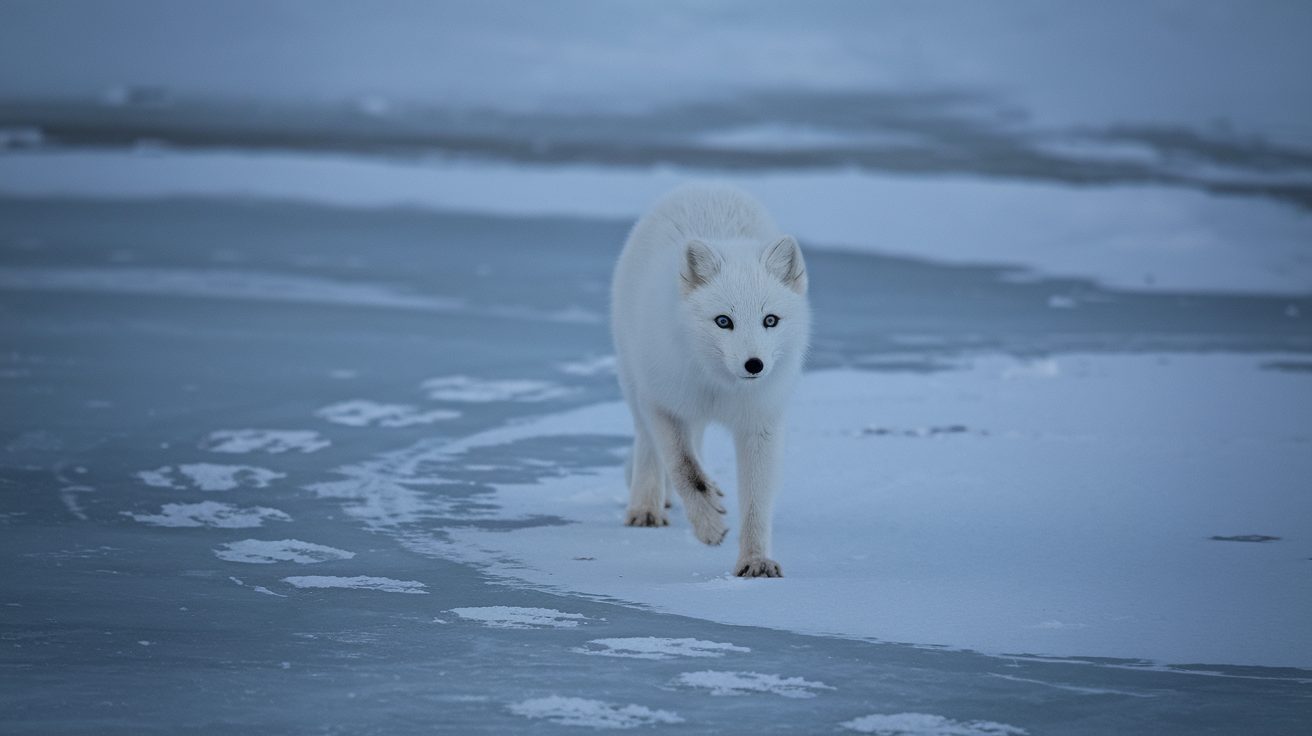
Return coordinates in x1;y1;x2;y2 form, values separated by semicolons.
611;183;810;577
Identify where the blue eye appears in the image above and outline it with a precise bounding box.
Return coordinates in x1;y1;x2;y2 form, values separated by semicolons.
714;315;733;329
763;314;779;328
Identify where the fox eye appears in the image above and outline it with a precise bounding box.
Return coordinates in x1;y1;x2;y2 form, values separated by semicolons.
763;314;779;328
714;315;734;330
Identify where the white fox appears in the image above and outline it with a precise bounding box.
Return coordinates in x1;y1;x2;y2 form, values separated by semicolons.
611;183;810;577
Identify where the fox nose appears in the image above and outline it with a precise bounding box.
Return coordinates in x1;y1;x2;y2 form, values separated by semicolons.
744;358;764;375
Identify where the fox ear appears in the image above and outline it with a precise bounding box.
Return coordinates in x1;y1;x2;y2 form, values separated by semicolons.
682;239;721;293
763;236;807;294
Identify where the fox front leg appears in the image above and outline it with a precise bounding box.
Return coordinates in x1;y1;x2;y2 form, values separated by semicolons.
733;423;783;577
647;408;728;546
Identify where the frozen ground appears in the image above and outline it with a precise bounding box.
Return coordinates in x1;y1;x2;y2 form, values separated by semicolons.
3;2;1312;733
1;188;1309;734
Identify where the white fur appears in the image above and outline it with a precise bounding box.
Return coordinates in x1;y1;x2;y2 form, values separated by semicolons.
611;183;810;577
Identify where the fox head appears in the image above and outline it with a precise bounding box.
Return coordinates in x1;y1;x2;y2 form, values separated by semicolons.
680;236;811;384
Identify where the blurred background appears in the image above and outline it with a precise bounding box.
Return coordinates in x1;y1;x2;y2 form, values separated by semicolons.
2;2;1311;734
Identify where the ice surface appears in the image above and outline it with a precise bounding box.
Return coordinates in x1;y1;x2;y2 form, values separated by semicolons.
507;696;683;729
123;501;291;528
214;539;355;564
4;151;1310;294
281;575;427;594
841;713;1027;735
573;637;749;660
315;400;459;427
673;671;835;698
136;463;285;491
201;429;330;454
449;606;592;629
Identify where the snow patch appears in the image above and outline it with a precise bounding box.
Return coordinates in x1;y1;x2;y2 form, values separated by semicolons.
434;354;1312;668
316;400;460;427
229;575;288;597
202;429;330;454
214;539;356;564
449;606;590;629
421;376;574;403
136;463;285;491
123;501;290;528
573;637;749;660
841;713;1027;735
282;575;427;594
136;468;175;488
507;696;682;729
672;670;834;698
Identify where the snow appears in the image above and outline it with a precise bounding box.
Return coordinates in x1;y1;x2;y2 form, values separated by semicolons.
281;575;427;594
201;429;330;454
573;637;749;660
673;671;834;698
448;606;592;629
136;463;285;491
315;400;459;428
4;150;1311;294
432;353;1312;668
123;501;291;528
135;468;174;488
507;696;683;729
841;713;1027;736
421;376;575;403
213;539;355;564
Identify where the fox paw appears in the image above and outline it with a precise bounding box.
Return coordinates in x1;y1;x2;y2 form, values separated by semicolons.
685;501;728;546
624;507;669;527
734;556;783;578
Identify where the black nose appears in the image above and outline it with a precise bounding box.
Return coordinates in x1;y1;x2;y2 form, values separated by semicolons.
744;358;764;375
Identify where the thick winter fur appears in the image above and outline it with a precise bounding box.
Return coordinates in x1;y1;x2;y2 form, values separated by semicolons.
611;183;810;577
